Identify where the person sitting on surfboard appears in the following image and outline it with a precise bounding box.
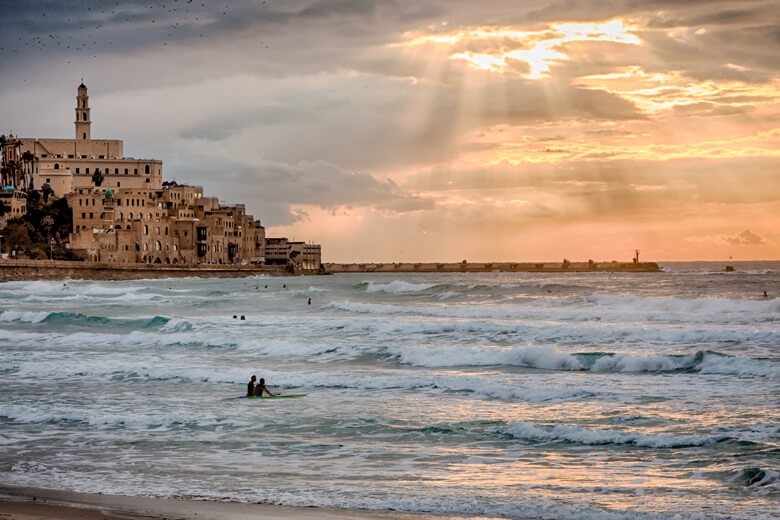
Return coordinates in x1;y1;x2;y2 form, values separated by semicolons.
247;375;257;397
254;377;277;397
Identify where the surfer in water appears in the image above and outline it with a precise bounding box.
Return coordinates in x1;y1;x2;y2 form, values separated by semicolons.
254;377;277;397
247;375;257;397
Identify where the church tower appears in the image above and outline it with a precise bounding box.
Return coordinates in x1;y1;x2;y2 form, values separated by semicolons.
75;82;91;140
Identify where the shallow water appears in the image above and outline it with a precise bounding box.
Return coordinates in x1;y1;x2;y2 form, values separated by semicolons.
0;262;778;519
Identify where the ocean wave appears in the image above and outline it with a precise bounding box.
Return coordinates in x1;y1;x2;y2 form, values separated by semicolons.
362;280;438;293
0;310;172;329
731;467;780;490
0;403;244;431
501;421;730;448
385;345;779;379
330;295;780;324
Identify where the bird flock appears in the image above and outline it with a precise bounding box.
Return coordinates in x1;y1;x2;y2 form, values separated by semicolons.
0;1;273;66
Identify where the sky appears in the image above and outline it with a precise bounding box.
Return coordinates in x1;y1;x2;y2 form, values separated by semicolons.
0;0;778;262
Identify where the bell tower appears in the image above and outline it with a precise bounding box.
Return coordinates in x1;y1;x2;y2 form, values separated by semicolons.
75;81;91;140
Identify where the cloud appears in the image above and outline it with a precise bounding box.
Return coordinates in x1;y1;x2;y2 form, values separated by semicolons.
175;156;433;226
725;229;766;246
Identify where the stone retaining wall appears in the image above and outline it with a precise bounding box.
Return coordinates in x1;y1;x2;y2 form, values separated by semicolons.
0;259;293;281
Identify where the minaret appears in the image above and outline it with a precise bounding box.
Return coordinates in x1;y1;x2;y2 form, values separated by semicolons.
75;81;91;140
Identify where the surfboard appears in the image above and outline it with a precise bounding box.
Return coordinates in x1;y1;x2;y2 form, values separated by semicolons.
248;394;307;399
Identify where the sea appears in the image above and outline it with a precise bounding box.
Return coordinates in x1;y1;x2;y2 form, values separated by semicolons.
0;262;778;520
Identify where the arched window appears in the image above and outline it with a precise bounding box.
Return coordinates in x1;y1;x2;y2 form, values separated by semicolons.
135;243;141;252
155;240;162;251
143;243;148;251
117;212;123;221
155;226;160;235
143;224;148;235
54;163;60;170
144;165;150;174
173;244;178;251
83;113;87;121
82;133;87;140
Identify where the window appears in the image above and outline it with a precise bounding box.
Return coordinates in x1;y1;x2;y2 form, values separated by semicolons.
164;226;168;236
145;165;150;174
79;199;82;206
83;133;87;139
143;225;148;235
124;168;128;175
117;212;122;221
46;178;51;183
134;168;138;175
115;168;119;174
89;212;93;219
54;163;59;170
117;182;121;187
155;241;161;251
68;154;74;159
86;168;90;174
81;212;86;219
83;113;87;121
155;226;160;235
76;168;80;174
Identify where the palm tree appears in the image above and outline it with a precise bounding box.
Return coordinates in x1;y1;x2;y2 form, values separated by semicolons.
20;150;35;190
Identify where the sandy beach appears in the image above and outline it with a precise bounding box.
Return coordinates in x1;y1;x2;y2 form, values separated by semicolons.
0;485;467;520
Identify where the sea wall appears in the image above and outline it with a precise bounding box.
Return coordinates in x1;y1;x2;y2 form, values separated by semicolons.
324;261;660;273
0;259;293;281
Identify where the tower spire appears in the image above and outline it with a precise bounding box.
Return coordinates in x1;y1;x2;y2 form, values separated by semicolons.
75;82;91;140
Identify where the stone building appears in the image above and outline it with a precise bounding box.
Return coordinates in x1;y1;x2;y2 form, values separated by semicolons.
67;183;267;265
1;83;162;198
265;237;322;271
1;83;322;270
0;188;27;227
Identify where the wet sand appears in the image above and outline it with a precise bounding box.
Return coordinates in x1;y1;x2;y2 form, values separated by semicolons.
0;485;474;520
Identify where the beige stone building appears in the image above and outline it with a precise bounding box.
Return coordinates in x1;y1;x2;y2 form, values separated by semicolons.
67;183;268;265
1;83;323;271
1;83;162;198
0;189;27;227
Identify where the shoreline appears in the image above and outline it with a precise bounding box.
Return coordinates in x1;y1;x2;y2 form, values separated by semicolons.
0;485;483;520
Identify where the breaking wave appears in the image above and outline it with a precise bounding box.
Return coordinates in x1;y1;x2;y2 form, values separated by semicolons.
501;421;739;448
384;346;779;378
0;310;172;329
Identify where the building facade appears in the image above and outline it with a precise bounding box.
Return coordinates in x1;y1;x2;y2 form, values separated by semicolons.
1;83;322;270
1;83;162;198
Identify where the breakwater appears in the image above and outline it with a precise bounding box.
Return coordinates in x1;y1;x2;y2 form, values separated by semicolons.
0;259;292;281
325;261;660;273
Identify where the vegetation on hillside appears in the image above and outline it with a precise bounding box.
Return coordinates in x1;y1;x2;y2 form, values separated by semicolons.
1;192;83;260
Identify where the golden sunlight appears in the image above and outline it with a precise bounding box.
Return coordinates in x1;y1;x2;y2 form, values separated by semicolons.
402;19;641;78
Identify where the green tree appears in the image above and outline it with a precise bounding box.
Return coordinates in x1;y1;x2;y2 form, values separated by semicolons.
41;182;53;203
92;169;104;187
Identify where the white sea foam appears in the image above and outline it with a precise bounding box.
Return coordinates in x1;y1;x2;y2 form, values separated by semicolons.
502;421;726;448
0;310;51;323
364;280;437;293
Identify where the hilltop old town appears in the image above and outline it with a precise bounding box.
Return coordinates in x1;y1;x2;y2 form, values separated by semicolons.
0;83;321;272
